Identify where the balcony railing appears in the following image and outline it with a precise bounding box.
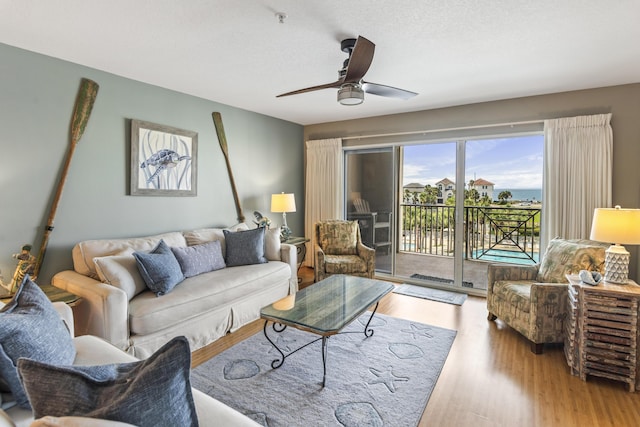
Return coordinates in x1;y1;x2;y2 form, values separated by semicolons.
400;204;541;264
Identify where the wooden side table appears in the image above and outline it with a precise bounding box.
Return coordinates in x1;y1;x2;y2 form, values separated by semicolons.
1;284;81;306
565;274;640;392
284;236;310;280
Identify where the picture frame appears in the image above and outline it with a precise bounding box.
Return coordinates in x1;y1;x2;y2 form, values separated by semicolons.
131;119;197;196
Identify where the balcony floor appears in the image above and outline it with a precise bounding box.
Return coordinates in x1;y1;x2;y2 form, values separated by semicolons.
377;251;492;291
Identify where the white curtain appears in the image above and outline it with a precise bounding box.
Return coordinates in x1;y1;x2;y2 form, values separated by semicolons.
541;113;613;251
304;138;343;267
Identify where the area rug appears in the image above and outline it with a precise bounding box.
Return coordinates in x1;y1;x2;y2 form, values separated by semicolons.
191;313;456;427
393;284;468;306
410;273;474;288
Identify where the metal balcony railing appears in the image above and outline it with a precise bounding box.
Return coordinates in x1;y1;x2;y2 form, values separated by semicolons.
400;204;541;264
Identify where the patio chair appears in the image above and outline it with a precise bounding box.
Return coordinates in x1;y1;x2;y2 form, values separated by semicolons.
347;198;392;253
314;220;375;282
486;238;607;354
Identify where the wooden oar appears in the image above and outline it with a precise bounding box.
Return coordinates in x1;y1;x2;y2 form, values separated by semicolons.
32;78;99;279
212;112;245;222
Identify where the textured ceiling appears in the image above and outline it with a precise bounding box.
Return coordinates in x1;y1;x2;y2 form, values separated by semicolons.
1;0;639;125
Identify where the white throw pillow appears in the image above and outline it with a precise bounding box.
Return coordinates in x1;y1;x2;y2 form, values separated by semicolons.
94;255;147;300
264;227;282;261
183;223;249;257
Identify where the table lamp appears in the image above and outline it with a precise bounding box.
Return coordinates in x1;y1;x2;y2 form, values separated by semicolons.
271;192;296;241
590;206;640;283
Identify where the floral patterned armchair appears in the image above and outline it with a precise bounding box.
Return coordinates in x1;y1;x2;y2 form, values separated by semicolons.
487;238;607;354
314;220;375;283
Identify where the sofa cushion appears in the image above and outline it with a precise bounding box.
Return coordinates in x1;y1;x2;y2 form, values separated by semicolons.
537;238;607;283
318;221;358;255
133;240;184;296
94;255;147;301
264;227;282;261
183;223;249;257
0;276;75;409
171;240;226;277
73;232;187;279
491;280;533;314
223;228;267;267
324;255;367;274
128;262;290;336
17;336;197;427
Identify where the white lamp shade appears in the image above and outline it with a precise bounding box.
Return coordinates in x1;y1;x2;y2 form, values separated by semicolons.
590;207;640;244
271;193;296;213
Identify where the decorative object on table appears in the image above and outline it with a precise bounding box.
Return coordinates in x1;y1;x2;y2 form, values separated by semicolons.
130;120;197;196
191;313;455;427
212;112;245;222
252;211;271;229
578;269;602;286
271;192;296;241
33;78;99;280
9;245;36;294
590;205;640;283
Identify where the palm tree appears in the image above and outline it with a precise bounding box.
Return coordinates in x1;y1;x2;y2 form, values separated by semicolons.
498;190;512;202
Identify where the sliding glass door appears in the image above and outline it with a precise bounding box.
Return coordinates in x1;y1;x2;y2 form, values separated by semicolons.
344;148;395;273
345;132;543;292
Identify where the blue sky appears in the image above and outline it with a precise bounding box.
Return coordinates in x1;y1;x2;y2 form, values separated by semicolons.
403;135;544;189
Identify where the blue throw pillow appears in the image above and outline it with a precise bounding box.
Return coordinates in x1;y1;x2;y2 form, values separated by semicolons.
133;240;184;296
171;240;226;278
0;275;76;409
223;227;268;267
18;336;198;427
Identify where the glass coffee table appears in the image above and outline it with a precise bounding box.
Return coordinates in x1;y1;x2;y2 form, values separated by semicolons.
260;274;394;386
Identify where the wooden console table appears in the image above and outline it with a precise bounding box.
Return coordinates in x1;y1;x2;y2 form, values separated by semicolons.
565;274;640;392
1;284;81;306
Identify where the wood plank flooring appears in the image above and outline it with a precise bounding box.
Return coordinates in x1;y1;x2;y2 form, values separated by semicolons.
192;268;640;427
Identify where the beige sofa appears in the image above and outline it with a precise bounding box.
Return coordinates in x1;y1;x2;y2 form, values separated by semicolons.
0;302;259;427
52;224;297;358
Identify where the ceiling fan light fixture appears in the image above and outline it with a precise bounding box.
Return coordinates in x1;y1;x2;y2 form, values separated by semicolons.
338;84;364;106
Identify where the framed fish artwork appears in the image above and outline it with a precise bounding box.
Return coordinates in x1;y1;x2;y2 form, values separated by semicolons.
130;119;197;196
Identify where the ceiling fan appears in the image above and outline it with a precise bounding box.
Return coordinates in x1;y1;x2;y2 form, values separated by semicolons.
276;36;418;106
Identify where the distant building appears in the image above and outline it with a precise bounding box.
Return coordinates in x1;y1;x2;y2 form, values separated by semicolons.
403;182;425;193
469;178;495;200
436;178;455;204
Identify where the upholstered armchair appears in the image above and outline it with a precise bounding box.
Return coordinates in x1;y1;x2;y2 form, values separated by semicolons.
487;238;607;354
314;220;375;283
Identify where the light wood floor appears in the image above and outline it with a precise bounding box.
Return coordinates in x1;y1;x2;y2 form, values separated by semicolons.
192;268;640;427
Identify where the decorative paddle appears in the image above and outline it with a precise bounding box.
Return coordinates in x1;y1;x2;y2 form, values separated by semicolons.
212;112;245;223
32;78;99;279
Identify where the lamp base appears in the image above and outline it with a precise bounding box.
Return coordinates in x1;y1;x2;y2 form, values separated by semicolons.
604;244;630;284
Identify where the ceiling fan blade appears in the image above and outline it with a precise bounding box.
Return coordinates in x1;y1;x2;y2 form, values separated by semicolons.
276;80;344;98
343;36;375;83
362;81;418;100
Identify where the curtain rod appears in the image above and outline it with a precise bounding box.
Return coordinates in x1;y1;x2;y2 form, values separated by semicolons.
340;119;544;141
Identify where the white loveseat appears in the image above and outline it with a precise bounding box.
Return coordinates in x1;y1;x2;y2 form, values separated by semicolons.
0;302;260;427
51;224;297;358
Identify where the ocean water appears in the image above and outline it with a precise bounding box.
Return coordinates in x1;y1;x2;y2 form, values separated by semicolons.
493;188;542;202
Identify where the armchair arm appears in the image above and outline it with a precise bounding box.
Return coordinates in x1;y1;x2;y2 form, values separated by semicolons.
529;282;569;343
314;244;326;282
52;302;74;337
279;243;298;292
357;242;376;279
487;263;539;294
52;271;130;352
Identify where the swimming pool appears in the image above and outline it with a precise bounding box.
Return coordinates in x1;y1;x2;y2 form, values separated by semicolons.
471;249;539;265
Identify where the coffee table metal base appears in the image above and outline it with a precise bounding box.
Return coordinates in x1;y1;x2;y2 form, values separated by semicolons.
262;302;381;387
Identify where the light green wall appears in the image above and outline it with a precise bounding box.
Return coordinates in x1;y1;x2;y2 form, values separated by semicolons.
304;84;640;280
0;43;304;285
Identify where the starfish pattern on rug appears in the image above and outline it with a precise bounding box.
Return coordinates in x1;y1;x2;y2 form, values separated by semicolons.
401;323;434;340
368;365;409;393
